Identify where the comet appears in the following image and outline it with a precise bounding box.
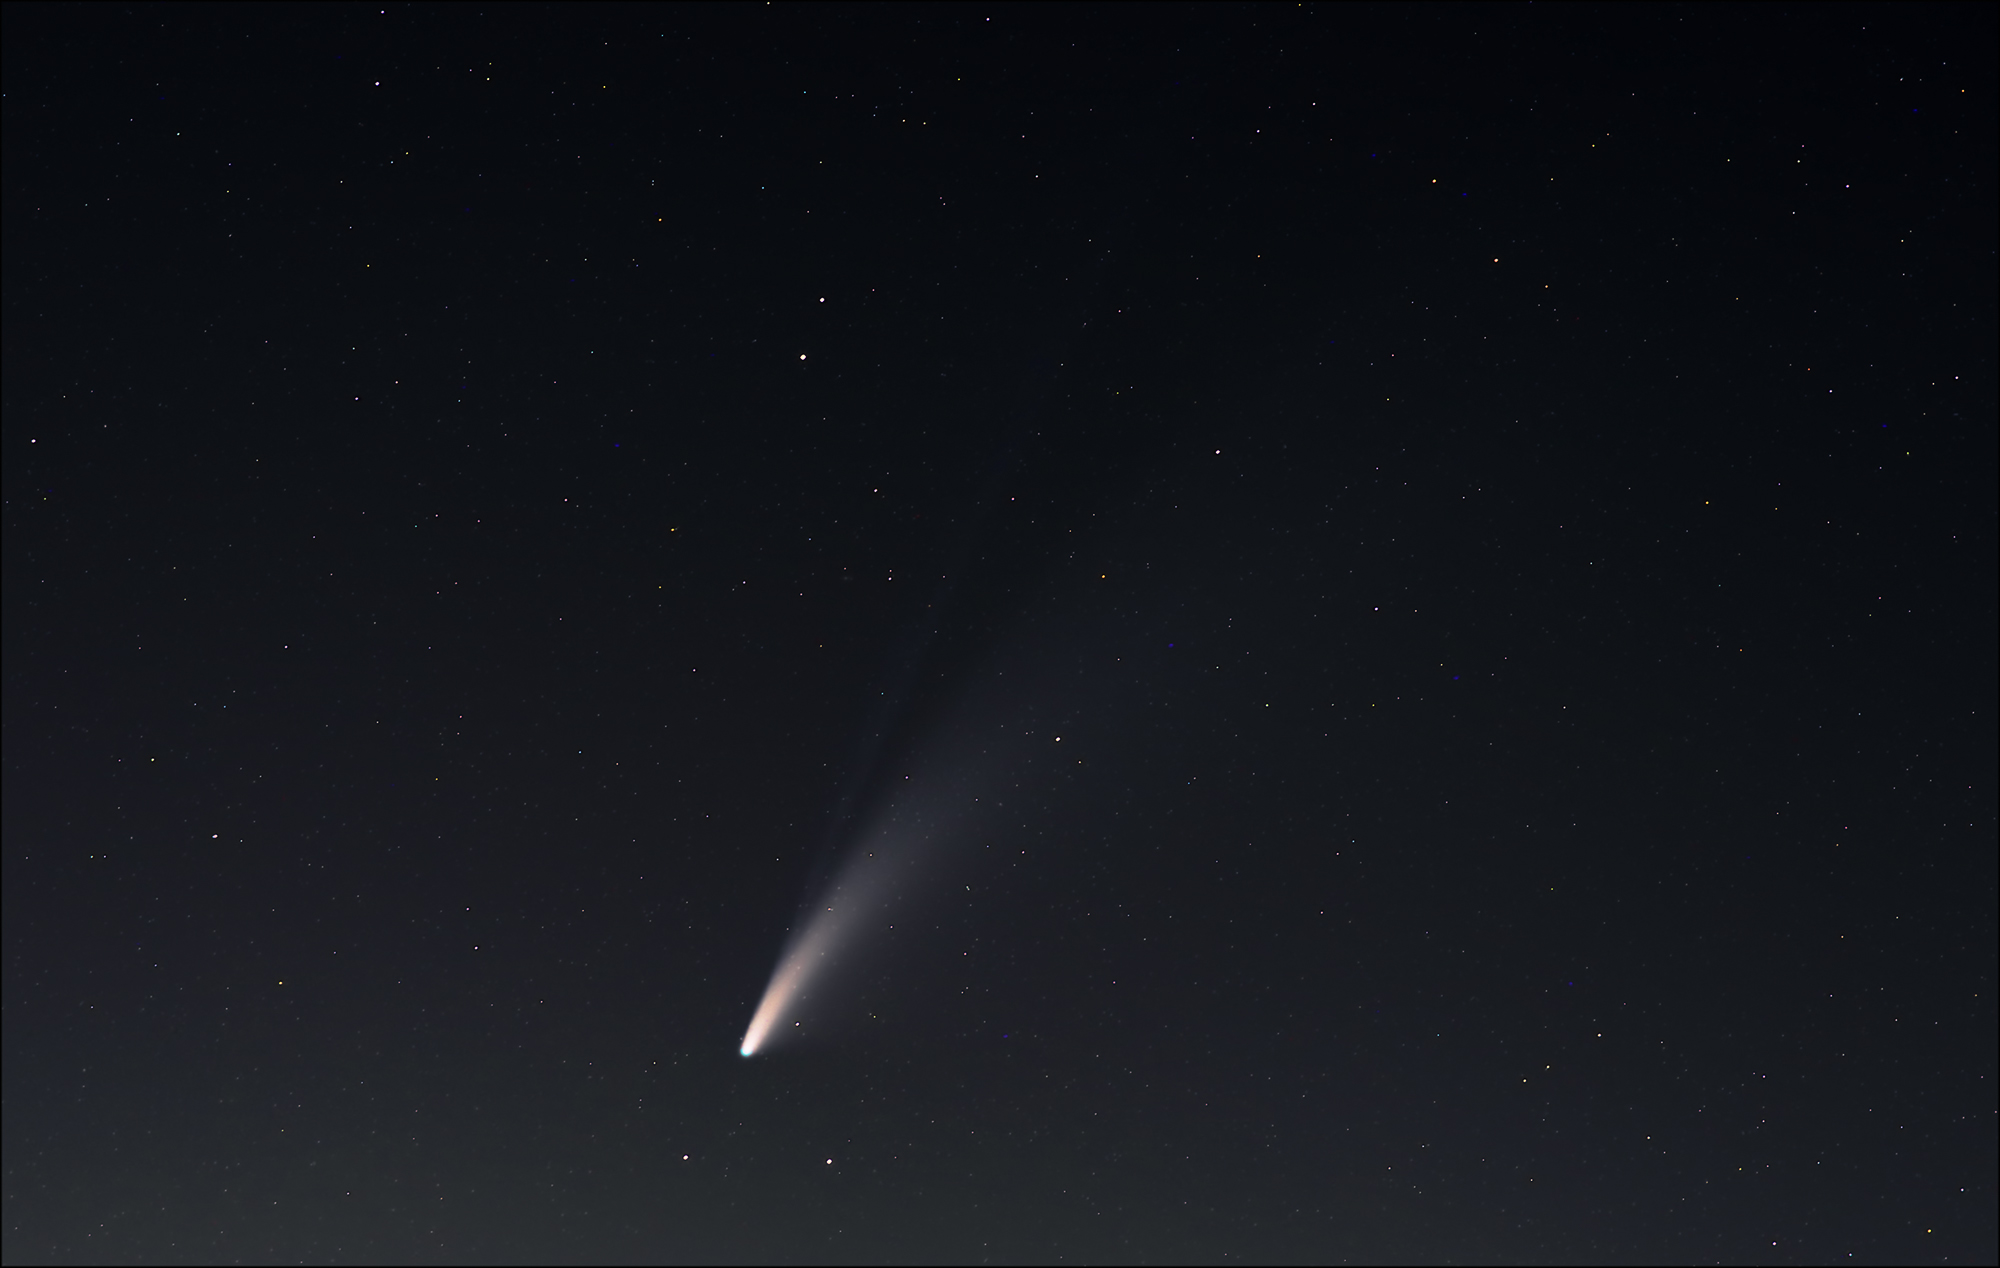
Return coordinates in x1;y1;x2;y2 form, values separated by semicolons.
739;325;1091;1058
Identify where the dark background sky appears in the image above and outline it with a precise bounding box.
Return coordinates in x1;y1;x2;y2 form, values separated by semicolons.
4;4;1993;1264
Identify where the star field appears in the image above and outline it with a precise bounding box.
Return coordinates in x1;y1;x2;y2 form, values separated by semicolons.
4;5;1994;1264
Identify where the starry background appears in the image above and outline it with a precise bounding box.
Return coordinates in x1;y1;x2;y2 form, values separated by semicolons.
3;4;1994;1264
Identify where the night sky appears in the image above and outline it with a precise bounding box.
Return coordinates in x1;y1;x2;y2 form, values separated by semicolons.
4;5;1994;1264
